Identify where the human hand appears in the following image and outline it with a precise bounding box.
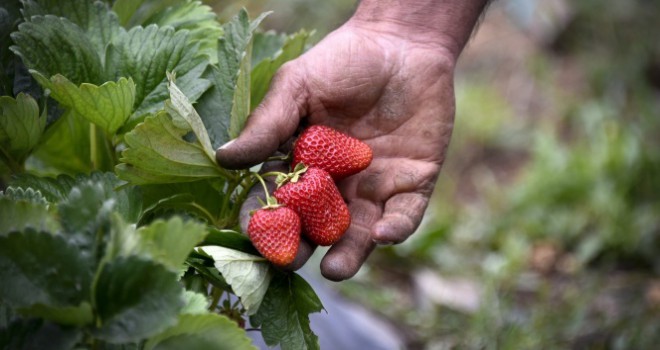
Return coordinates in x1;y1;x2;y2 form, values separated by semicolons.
217;21;458;281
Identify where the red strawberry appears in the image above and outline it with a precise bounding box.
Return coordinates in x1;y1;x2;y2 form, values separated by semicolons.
274;167;350;246
247;206;301;266
293;125;373;180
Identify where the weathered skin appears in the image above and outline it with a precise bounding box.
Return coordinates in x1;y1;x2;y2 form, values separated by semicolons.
217;0;489;281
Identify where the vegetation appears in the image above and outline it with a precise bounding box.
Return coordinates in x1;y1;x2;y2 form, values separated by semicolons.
0;1;320;349
335;1;660;348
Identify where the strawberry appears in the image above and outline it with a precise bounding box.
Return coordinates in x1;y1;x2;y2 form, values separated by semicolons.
293;125;373;180
247;206;301;266
274;166;350;246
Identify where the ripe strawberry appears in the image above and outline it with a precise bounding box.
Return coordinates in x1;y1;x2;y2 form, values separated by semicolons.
247;206;301;266
274;167;350;246
293;125;373;180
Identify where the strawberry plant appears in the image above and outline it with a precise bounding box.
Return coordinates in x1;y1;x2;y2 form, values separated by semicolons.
0;0;328;349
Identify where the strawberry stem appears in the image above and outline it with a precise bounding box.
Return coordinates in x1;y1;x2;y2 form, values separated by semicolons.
260;171;285;178
252;172;281;209
266;153;292;162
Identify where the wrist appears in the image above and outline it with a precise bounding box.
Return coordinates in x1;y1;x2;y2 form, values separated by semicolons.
350;0;488;60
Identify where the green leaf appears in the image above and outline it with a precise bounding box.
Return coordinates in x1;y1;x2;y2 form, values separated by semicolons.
250;273;324;350
166;77;215;158
93;256;185;343
202;227;260;256
30;110;93;174
250;30;310;111
21;0;122;58
0;318;81;350
196;9;269;148
0;1;22;96
140;180;226;225
8;173;77;202
116;80;229;185
20;302;93;327
113;0;179;28
181;291;209;315
198;246;272;316
9;172;141;221
32;73;135;134
138;0;223;64
51;174;141;267
116;110;222;184
185;254;231;291
109;217;208;272
251;31;287;67
0;93;46;171
1;187;48;205
10;15;104;84
144;313;256;350
58;172;142;228
0;229;94;324
57;181;116;239
112;0;148;27
0;194;59;236
104;24;211;123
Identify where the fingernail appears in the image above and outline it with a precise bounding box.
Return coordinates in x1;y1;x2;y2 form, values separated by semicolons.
218;139;236;150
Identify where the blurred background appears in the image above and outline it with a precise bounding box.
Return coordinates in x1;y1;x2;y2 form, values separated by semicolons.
211;0;660;348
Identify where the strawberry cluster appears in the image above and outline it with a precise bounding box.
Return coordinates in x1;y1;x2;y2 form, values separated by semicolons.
247;125;373;266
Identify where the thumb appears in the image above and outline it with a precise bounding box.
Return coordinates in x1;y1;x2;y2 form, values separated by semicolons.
216;64;307;169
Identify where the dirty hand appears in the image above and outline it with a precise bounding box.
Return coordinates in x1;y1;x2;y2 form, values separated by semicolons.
216;0;487;280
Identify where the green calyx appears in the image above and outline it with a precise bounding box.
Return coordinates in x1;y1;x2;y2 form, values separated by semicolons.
275;163;308;188
256;196;282;210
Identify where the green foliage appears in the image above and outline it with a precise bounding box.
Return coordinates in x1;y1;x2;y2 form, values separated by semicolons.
0;229;94;323
112;217;208;272
130;0;224;63
339;1;660;348
196;9;270;148
104;24;210;122
32;74;135;135
250;29;310;111
144;313;256;350
116;79;228;184
199;246;273;315
93;256;184;343
0;1;22;96
0;188;58;234
251;273;324;350
31;110;94;174
1;0;320;348
0;93;45;172
0;318;82;350
20;0;122;59
11;14;106;85
498;104;660;266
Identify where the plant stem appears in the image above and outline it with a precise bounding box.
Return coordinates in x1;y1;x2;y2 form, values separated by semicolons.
90;123;99;170
218;179;239;226
0;148;23;174
252;172;272;204
210;287;223;312
259;171;283;178
266;154;291;162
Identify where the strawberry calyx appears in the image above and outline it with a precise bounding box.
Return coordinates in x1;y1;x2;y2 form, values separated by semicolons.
275;163;308;188
256;195;283;210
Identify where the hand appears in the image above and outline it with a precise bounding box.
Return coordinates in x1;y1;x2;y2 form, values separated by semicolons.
217;21;457;281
